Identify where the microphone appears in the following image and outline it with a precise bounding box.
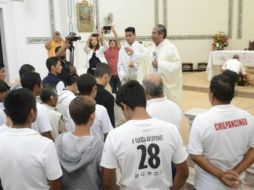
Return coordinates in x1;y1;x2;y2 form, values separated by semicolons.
153;51;157;61
152;51;158;71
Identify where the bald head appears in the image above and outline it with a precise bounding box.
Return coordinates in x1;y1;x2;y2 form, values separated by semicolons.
142;73;164;98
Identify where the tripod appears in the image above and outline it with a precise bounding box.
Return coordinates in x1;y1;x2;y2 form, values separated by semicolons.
69;41;75;66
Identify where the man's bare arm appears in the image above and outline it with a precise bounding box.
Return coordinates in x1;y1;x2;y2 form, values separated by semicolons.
171;160;189;190
55;40;70;57
233;148;254;174
49;178;62;190
191;154;240;188
191;154;224;179
102;167;119;190
42;131;53;141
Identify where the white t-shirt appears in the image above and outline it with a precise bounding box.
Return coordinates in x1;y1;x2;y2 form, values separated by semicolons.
101;118;188;190
0;127;63;190
43;104;64;140
32;103;52;134
0;109;7;126
222;59;246;75
60;101;113;141
0;124;7;133
56;81;65;95
146;97;183;130
187;104;254;190
0;102;4;110
56;89;76;132
91;104;113;141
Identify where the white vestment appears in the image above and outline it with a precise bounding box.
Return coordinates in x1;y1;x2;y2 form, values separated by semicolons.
138;39;182;106
118;41;146;82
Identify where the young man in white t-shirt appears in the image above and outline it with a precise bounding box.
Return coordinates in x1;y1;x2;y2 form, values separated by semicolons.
56;73;78;132
21;71;53;140
101;80;188;190
143;73;183;130
188;74;254;190
0;88;62;190
222;54;254;86
77;73;113;141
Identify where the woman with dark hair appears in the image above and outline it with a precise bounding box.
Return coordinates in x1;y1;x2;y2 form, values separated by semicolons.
104;26;121;93
84;29;108;75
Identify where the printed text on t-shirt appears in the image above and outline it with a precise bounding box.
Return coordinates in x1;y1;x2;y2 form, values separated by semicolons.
214;118;248;131
132;135;163;144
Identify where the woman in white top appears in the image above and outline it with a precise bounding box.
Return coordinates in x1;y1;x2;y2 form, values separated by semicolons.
84;30;108;75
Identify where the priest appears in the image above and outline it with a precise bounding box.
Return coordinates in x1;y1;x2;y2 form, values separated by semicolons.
138;24;182;106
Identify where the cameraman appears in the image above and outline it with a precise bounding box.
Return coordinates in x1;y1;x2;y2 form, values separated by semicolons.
55;46;76;85
45;31;65;57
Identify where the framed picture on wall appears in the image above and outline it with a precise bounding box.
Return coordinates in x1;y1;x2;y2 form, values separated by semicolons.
77;1;94;32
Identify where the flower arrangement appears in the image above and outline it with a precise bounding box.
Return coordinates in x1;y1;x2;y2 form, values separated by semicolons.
212;31;228;50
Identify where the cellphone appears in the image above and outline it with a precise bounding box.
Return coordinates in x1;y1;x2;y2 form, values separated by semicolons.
103;26;111;32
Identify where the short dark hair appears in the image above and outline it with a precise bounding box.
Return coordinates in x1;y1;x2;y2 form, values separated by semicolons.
109;39;117;45
143;76;164;97
210;74;235;103
40;85;57;103
125;27;136;34
46;57;59;71
69;96;96;125
116;80;146;110
0;65;4;70
21;72;41;91
19;64;35;79
155;24;167;39
77;74;96;95
4;88;36;125
0;80;10;93
66;73;78;86
94;63;112;78
222;70;239;84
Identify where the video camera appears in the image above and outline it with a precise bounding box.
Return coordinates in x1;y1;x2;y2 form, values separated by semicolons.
103;26;112;34
65;32;81;65
66;32;81;42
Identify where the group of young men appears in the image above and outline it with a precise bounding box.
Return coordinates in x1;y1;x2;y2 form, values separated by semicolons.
0;23;253;190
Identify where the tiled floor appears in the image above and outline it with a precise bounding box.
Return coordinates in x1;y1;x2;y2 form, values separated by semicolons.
181;71;254;144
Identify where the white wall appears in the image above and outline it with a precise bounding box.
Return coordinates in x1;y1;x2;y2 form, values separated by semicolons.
71;0;254;69
3;0;254;82
23;0;51;78
168;0;254;68
0;0;51;83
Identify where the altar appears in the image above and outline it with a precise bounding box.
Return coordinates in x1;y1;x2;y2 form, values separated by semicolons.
206;50;254;80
